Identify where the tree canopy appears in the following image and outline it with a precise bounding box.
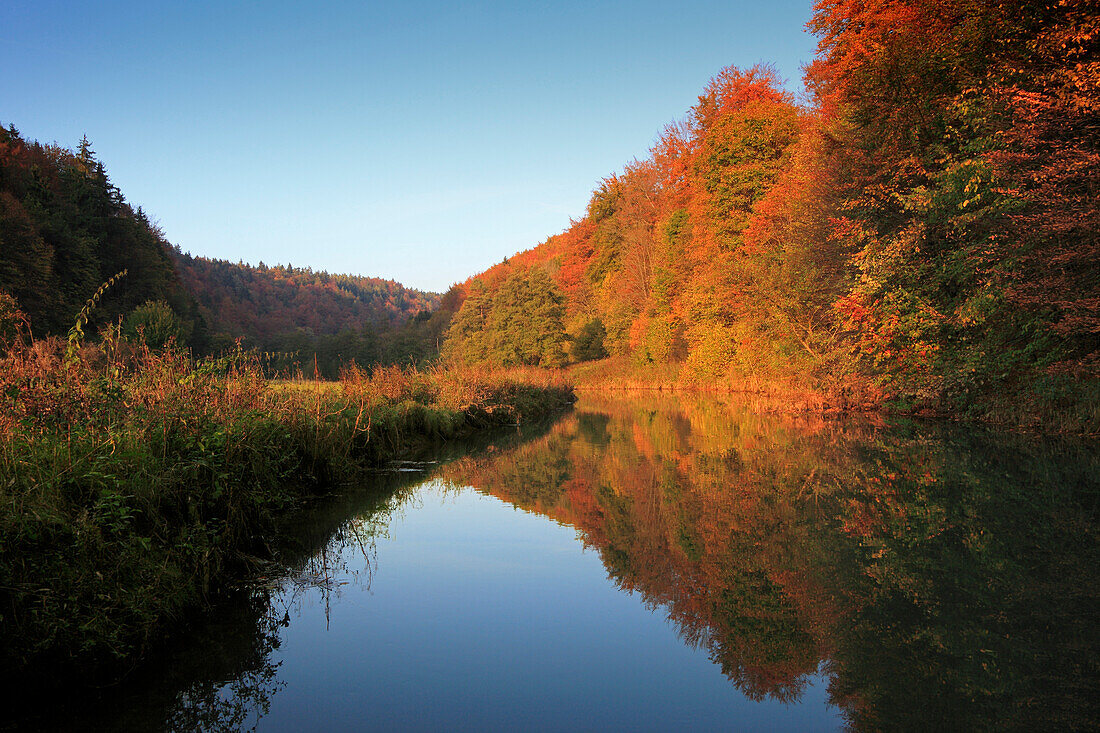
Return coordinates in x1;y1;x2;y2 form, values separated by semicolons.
444;267;567;368
442;3;1099;423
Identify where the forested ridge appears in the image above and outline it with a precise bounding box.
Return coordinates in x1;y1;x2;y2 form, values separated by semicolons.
173;252;438;339
2;0;1097;423
172;251;442;375
0;125;440;372
0;127;204;341
442;0;1099;427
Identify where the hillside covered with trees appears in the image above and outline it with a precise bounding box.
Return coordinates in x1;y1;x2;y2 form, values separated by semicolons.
441;0;1099;426
173;253;438;338
0;125;442;374
0;126;205;342
172;252;442;375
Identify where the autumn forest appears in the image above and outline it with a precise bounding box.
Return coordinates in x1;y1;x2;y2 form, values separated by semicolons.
443;0;1098;429
1;0;1098;729
3;0;1098;427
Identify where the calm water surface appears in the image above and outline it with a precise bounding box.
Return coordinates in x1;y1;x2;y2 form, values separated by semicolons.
37;394;1100;731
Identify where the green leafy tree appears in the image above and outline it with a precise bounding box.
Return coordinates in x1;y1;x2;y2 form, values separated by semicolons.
572;318;608;362
444;268;567;367
442;281;491;365
485;268;567;367
123;300;185;349
0;193;56;325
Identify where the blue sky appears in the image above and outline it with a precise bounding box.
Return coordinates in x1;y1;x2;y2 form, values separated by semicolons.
1;1;818;293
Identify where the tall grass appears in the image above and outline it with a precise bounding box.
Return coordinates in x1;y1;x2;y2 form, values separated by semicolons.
0;337;573;682
560;356;884;415
555;356;1098;433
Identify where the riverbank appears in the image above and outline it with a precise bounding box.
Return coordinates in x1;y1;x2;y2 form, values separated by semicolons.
495;358;1099;436
0;341;574;684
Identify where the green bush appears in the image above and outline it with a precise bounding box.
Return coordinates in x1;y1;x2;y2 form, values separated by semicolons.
123;300;187;349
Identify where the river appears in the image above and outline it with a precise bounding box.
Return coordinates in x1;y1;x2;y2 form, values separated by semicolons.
25;393;1100;731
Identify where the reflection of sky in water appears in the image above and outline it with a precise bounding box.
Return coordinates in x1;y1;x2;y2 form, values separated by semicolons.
32;394;1094;731
240;481;841;732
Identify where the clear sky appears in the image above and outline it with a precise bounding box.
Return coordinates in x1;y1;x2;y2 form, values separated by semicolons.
1;1;818;293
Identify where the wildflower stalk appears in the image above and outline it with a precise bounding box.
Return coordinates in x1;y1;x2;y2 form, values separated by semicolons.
65;269;128;363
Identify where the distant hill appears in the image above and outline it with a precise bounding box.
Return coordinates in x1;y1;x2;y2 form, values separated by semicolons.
171;251;444;376
171;251;439;343
0;123;442;374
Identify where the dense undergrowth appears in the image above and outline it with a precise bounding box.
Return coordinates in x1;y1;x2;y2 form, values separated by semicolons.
0;336;573;682
562;357;881;414
548;357;1098;434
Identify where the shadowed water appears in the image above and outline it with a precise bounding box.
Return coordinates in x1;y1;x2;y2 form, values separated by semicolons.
24;394;1099;731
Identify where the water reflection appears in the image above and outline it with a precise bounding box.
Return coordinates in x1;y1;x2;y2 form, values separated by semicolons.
15;453;455;732
441;394;1100;731
28;395;1097;731
154;492;402;731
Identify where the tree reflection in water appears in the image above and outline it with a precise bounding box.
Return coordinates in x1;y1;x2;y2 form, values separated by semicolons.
94;395;1096;732
164;592;285;733
162;509;395;732
441;394;1100;731
152;468;420;733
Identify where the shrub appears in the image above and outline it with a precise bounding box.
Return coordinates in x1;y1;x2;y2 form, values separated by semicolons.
0;290;26;350
123;300;186;349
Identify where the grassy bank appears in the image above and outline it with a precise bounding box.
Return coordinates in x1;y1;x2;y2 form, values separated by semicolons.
513;357;1098;435
560;358;884;414
0;339;573;682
